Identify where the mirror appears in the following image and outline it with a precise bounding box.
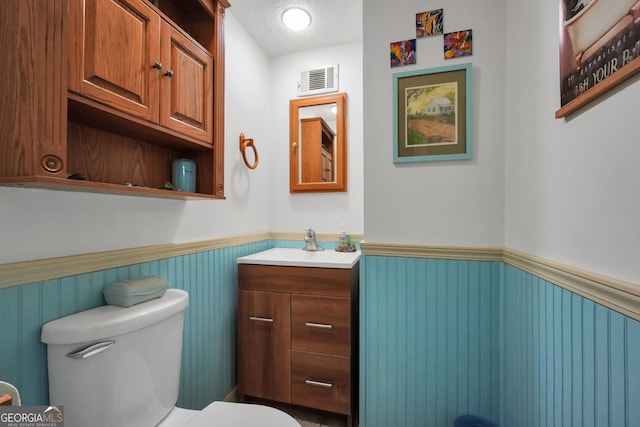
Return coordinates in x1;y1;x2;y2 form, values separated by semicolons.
290;93;347;193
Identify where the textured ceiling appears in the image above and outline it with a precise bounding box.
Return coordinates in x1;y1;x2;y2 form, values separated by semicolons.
229;0;363;57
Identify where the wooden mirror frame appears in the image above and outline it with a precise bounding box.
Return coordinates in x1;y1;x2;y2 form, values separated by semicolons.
289;92;347;193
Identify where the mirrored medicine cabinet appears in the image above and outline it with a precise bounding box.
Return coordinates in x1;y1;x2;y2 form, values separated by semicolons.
289;92;347;193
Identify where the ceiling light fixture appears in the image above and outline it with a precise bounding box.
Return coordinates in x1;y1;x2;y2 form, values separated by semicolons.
282;7;311;31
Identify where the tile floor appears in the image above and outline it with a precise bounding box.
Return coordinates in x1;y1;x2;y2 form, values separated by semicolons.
278;405;348;427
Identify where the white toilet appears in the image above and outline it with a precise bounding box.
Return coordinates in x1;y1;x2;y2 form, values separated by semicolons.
41;289;300;427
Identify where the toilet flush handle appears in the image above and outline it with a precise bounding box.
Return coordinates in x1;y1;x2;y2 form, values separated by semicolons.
66;340;115;359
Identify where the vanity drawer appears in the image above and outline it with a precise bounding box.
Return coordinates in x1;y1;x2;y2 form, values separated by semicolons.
291;295;350;356
238;264;352;297
291;350;351;415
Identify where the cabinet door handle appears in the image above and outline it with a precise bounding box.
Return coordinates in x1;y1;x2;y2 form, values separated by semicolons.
164;69;174;78
305;379;333;389
249;316;273;323
152;61;162;70
305;322;333;329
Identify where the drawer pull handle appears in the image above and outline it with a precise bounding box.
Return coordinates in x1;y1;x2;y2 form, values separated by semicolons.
305;322;333;329
249;316;274;323
305;379;333;389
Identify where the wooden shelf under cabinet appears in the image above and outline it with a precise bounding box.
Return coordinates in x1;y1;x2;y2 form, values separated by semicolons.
0;176;217;200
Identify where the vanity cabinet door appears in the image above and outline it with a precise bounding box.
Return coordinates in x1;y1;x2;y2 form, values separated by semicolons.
238;290;291;403
159;20;213;143
68;0;160;122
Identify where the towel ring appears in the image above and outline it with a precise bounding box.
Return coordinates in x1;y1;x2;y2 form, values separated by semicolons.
239;133;258;170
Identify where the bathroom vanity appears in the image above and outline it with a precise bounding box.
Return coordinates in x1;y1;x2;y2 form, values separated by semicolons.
237;248;360;426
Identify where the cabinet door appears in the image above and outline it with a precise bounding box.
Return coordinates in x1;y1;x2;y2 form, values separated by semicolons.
300;118;323;183
160;21;214;143
68;0;160;122
238;290;291;403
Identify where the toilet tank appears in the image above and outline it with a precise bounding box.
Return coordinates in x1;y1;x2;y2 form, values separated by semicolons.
41;289;189;427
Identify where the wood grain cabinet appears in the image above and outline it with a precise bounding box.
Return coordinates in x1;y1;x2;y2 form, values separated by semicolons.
238;263;359;426
0;0;227;199
300;117;335;183
69;0;213;142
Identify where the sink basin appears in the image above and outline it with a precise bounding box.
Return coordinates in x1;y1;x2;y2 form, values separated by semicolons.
237;247;361;269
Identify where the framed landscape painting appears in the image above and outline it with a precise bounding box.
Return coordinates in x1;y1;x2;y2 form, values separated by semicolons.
393;63;472;163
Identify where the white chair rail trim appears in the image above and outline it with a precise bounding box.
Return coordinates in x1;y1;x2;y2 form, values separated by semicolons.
0;232;270;290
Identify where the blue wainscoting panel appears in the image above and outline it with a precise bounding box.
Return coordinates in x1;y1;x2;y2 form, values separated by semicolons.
4;242;640;427
0;240;269;408
499;264;640;427
360;255;501;427
169;240;268;409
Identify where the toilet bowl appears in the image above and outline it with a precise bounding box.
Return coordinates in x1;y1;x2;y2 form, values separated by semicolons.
158;402;300;427
41;289;300;427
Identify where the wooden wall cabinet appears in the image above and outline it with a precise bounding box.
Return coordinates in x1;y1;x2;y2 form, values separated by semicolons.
238;264;359;427
300;117;335;183
0;0;228;199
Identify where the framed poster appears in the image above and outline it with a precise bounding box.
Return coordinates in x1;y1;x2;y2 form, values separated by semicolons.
557;1;640;118
393;63;472;163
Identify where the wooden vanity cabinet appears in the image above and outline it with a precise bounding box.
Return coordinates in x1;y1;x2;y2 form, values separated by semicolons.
0;0;227;199
238;263;359;426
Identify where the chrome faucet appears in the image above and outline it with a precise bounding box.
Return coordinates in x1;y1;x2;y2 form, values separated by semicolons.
302;227;324;251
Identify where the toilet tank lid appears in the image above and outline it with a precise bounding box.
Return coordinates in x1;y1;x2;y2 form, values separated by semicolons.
41;289;189;345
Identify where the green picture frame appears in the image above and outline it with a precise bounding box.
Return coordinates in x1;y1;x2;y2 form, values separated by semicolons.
393;63;473;163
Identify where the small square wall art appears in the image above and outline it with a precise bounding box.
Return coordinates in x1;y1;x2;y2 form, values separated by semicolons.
444;29;473;59
416;9;444;37
390;39;416;67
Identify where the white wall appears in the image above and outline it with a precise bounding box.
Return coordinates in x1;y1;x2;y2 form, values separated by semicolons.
504;0;640;284
6;0;636;287
0;12;272;264
363;0;507;247
363;0;640;284
267;43;364;236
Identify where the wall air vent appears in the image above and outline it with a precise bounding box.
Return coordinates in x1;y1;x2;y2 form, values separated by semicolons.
297;64;339;97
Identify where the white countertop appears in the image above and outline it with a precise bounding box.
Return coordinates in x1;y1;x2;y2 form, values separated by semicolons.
237;247;361;269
